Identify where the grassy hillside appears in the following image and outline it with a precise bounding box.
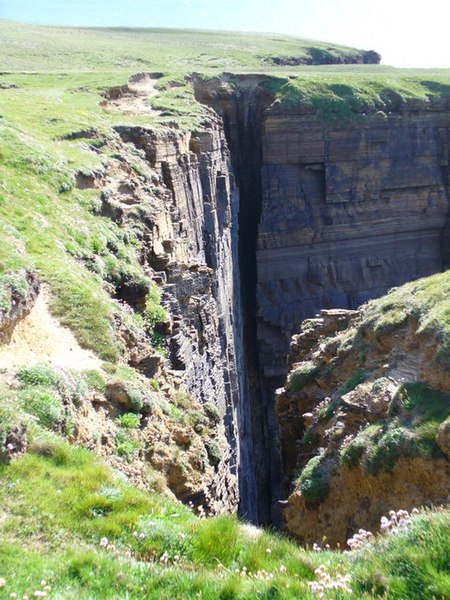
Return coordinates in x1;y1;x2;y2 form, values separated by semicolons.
0;19;375;72
0;430;448;599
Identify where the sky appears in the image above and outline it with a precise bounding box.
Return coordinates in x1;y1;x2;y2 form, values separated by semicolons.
0;0;449;68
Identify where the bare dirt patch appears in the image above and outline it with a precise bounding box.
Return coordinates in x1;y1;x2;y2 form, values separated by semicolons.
0;286;101;371
100;73;162;117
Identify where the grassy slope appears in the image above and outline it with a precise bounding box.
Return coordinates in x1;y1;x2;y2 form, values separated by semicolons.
0;433;448;599
0;20;371;72
360;269;450;363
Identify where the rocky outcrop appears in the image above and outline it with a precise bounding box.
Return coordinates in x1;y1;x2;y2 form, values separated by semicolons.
263;48;381;67
0;270;40;344
277;278;450;546
107;116;243;513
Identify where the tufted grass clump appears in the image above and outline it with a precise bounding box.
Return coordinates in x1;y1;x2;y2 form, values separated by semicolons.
296;455;329;502
364;424;416;475
394;382;450;425
115;412;141;429
145;283;167;328
115;430;141;460
204;439;222;466
18;387;66;431
414;421;442;457
203;401;220;424
340;437;366;469
16;364;61;388
288;361;318;392
191;515;241;567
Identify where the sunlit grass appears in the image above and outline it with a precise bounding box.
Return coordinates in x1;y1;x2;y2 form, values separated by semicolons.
0;434;448;598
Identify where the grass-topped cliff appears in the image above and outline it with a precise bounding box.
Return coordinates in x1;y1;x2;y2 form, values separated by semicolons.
1;19;450;599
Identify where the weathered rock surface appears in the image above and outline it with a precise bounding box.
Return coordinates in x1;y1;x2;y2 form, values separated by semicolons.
258;105;450;380
193;75;450;524
277;294;450;546
107;116;243;513
0;270;40;344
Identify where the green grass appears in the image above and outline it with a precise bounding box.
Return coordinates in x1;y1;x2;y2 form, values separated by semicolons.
266;75;450;123
1;19;450;599
0;435;317;598
16;364;62;387
1;433;447;598
0;431;448;599
350;509;450;599
339;397;449;473
0;20;374;73
115;429;141;459
287;361;318;392
0;73;163;360
295;455;329;502
394;382;450;425
360;270;450;363
115;412;141;429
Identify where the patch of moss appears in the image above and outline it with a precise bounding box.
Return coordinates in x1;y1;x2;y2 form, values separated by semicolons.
339;369;369;395
364;424;417;475
395;383;450;425
296;455;329;502
204;439;222;467
288;361;318;392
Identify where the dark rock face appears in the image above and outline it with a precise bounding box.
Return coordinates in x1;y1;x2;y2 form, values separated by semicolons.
114;120;243;513
257;108;450;380
193;74;282;524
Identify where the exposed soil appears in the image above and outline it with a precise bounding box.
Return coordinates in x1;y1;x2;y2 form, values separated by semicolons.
100;73;162;116
0;286;101;371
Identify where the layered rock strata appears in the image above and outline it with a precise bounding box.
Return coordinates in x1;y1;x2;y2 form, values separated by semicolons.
194;76;450;524
258;105;450;381
113;117;243;513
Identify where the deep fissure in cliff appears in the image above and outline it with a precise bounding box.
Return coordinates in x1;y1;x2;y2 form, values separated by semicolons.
193;75;450;526
193;77;282;525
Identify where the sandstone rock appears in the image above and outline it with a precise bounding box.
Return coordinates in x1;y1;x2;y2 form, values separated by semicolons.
279;306;450;546
105;381;128;405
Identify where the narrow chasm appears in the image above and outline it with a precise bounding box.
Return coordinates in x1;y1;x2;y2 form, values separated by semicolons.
193;75;282;525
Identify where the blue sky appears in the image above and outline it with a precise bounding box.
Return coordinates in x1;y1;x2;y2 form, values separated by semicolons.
1;0;449;68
